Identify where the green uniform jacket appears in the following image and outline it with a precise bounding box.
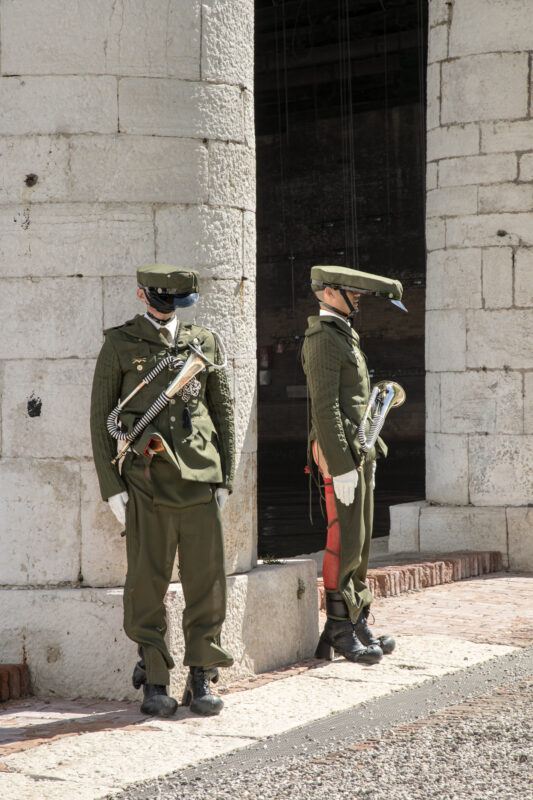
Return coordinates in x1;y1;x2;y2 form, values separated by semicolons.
90;314;235;501
302;315;387;477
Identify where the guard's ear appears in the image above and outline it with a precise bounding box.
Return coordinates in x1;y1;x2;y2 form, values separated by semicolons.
136;287;148;305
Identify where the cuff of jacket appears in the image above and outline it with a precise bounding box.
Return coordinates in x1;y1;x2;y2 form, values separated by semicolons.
99;471;127;502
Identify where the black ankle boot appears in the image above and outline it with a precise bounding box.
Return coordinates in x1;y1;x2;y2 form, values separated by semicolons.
316;591;382;664
132;658;146;690
140;684;178;717
182;667;223;716
353;605;396;655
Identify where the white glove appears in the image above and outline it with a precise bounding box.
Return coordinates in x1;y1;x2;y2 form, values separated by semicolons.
215;488;229;510
371;460;377;489
108;491;129;525
332;469;358;506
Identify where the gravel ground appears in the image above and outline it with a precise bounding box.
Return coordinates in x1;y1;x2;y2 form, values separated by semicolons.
121;677;532;800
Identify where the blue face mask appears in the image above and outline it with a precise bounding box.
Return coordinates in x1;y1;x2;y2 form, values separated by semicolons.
144;287;199;312
173;292;199;309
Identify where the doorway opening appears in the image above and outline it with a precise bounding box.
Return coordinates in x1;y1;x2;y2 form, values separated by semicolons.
255;1;427;557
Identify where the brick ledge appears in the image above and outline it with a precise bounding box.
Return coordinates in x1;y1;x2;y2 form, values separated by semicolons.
318;550;504;610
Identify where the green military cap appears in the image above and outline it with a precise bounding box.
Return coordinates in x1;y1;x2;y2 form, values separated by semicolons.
136;264;199;293
311;265;407;311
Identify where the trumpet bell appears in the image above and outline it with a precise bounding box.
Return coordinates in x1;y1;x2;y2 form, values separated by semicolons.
375;380;406;408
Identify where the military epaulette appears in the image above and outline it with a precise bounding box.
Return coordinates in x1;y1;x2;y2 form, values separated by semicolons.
304;320;323;337
103;316;139;335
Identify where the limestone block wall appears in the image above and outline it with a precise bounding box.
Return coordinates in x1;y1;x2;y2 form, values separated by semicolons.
404;0;533;568
0;0;257;589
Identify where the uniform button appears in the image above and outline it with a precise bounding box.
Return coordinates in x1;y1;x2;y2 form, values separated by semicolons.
170;416;176;422
136;365;143;371
170;399;175;405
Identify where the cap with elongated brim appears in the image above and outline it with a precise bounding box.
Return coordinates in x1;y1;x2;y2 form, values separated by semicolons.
136;264;199;293
311;265;407;311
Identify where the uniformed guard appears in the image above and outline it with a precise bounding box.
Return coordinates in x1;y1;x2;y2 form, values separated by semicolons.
302;265;407;665
90;264;235;717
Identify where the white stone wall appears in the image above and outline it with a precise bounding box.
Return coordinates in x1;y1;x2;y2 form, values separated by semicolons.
391;1;533;565
0;0;257;588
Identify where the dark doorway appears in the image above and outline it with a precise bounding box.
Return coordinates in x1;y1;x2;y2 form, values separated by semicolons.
255;1;427;558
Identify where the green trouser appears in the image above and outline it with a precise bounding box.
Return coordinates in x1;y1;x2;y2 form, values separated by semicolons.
122;453;233;686
336;459;375;622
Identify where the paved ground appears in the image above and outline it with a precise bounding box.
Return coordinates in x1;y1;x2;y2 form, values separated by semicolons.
0;573;531;800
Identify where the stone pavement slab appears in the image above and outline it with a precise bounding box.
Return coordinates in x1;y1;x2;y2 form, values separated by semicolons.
0;573;531;800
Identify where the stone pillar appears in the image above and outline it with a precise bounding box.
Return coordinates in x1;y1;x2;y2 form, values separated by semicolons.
0;0;318;699
389;0;533;570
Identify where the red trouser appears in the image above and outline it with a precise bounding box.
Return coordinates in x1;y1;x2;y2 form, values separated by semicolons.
322;476;341;590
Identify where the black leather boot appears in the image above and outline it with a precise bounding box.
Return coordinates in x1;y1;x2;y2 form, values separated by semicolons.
354;605;396;655
140;683;178;717
132;657;146;690
316;591;382;664
182;667;223;716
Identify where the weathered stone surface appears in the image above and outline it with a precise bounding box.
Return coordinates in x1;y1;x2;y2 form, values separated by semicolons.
449;0;533;57
2;360;94;459
426;249;482;309
427;162;438;191
514;249;533;306
0;459;80;585
440;371;523;434
0;136;69;203
507;507;533;572
209;142;256;210
426;186;478;218
425;310;466;371
0;76;117;135
243;89;255;149
0;561;318;699
429;0;451;27
442;54;528;125
426;63;441;131
155;205;243;280
519;153;533;182
525;373;533;434
0;204;154;278
446;213;533;248
426;433;469;505
466;309;533;368
478;183;533;214
439;154;517;187
469;435;533;506
243;210;257;279
388;501;427;553
1;0;201;79
481;120;533;154
201;0;254;87
233;359;257;453
80;463;129;588
69;136;208;203
426;372;441;433
102;277;142;329
426;218;445;251
427;124;479;162
222;451;257;575
119;79;244;141
419;506;508;557
0;278;102;359
428;23;448;63
482;248;513;308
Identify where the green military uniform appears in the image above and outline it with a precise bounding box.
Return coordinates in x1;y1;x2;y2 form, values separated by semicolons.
302;266;404;624
90;266;235;687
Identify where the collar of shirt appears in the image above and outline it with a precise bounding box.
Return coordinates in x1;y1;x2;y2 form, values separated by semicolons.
319;308;351;328
144;312;178;339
